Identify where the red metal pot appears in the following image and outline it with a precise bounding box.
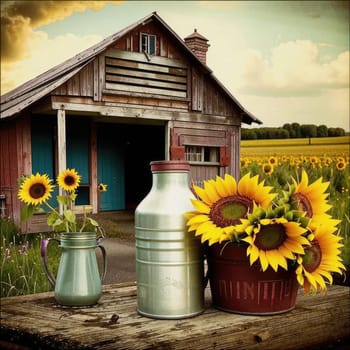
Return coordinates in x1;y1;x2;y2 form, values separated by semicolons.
206;242;299;315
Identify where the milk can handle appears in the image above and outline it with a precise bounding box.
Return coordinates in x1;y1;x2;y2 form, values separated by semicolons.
97;239;107;282
40;238;60;287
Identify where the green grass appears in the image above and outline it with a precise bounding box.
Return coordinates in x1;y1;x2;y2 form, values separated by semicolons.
1;218;60;297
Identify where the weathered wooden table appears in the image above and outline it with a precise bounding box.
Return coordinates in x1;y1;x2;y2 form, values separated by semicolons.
1;283;349;350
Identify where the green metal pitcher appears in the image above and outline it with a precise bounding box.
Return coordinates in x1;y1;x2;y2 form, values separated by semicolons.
41;232;107;307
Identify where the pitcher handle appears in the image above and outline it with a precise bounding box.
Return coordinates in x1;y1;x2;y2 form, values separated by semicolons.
40;238;60;287
97;241;107;282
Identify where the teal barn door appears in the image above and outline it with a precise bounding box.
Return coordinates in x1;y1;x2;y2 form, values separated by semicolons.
66;121;90;205
31;117;58;209
97;126;125;211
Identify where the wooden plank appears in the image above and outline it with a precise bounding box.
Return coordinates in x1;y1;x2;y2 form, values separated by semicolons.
191;67;203;112
57;108;66;214
180;134;226;147
105;57;187;76
105;82;187;98
50;101;237;125
106;74;186;91
105;66;187;83
79;62;94;97
102;89;189;102
93;58;100;101
0;284;349;350
101;95;188;110
174;127;226;138
190;165;220;186
90;122;98;214
105;48;187;68
98;54;105;102
1;66;83;119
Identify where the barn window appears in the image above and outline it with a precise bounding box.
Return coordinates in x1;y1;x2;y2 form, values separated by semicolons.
185;146;219;163
140;33;156;55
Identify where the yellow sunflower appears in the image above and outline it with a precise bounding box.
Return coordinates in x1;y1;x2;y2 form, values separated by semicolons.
57;169;81;192
238;216;310;272
336;160;346;171
185;173;277;245
98;183;108;192
295;224;345;294
262;163;274;175
291;170;331;223
268;156;278;166
18;173;54;206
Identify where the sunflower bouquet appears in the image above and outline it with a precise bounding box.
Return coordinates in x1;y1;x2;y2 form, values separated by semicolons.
18;169;107;233
185;171;345;295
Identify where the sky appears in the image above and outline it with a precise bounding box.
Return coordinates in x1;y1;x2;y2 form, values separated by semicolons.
1;0;349;130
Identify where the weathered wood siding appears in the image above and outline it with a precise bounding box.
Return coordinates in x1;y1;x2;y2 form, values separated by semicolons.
52;61;94;97
0;115;31;224
103;49;188;99
170;121;241;182
113;21;186;60
51;23;239;120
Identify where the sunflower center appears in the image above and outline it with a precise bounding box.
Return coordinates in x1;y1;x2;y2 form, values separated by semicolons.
291;192;313;218
254;223;286;251
209;195;253;228
29;183;46;199
302;240;322;273
64;175;76;186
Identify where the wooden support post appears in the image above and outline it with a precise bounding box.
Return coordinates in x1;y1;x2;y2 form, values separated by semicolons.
165;121;171;160
90;122;98;213
57;107;66;213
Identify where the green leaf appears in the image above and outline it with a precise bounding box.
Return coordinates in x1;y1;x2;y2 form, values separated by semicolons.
52;218;65;232
87;217;99;227
47;211;59;226
21;204;36;221
63;209;76;223
57;195;69;206
299;216;310;228
285;211;294;221
53;218;64;227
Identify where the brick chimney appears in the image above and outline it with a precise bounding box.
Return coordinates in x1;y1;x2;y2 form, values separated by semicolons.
184;29;210;64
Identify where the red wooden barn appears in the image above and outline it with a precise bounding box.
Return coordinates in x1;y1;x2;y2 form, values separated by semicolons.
0;12;261;232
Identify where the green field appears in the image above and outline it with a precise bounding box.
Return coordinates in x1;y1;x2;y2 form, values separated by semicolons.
241;136;349;157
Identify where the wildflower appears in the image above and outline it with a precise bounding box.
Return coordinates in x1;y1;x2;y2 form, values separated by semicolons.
5;247;11;259
18;242;29;255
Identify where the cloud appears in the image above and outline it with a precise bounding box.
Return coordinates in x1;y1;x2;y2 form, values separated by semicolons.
0;1;121;63
0;0;123;93
1;31;102;93
232;40;349;97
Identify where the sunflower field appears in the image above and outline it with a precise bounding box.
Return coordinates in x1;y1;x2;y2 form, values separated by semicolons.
240;137;350;266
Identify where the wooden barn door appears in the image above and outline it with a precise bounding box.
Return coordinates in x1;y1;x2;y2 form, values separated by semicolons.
97;125;125;211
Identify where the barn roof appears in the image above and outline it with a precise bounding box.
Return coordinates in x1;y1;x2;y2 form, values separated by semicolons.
0;12;261;125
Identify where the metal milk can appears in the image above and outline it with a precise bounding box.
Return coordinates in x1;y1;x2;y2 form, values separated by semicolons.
135;160;204;319
41;232;107;307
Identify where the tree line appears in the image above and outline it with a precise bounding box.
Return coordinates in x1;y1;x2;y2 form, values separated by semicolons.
241;123;346;140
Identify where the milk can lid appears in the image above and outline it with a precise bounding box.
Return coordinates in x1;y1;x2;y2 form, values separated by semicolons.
150;160;190;172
